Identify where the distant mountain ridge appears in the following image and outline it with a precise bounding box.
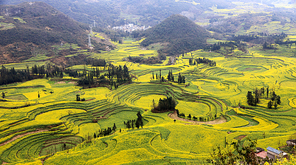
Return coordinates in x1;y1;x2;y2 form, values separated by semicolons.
0;0;235;27
1;0;294;28
140;14;210;56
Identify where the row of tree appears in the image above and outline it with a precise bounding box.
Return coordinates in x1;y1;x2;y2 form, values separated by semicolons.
151;70;185;84
178;112;218;122
77;64;131;88
93;123;117;139
0;63;63;86
0;65;33;85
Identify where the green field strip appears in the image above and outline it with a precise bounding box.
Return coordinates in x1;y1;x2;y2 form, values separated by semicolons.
238;107;296;131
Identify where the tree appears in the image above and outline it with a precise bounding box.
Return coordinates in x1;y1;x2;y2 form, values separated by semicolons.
136;111;143;129
261;87;265;96
263;42;268;49
271;91;276;101
59;72;63;78
268;101;272;109
276;95;281;105
126;121;131;129
247;91;254;106
267;87;269;98
95;67;100;79
188;114;191;119
189;58;193;65
113;123;117;131
167;70;171;81
254;88;260;105
94;133;96;138
274;102;278;109
2;92;5;99
76;94;80;101
178;73;182;83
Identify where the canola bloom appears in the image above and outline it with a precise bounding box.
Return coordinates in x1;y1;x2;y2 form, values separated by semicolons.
96;148;163;165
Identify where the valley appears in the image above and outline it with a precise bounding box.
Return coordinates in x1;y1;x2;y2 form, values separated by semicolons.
0;0;296;164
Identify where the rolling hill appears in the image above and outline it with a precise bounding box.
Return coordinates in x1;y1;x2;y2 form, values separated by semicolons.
140;14;210;56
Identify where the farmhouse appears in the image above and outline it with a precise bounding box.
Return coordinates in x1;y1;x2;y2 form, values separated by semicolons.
255;147;267;159
266;147;287;160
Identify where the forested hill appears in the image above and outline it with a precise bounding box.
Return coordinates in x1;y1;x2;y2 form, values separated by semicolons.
140;14;210;56
0;2;87;47
0;2;110;65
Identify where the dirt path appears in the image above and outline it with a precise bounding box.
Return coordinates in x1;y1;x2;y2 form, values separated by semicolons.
168;111;226;125
0;129;48;147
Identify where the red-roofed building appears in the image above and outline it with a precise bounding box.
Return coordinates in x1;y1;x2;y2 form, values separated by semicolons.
256;151;267;159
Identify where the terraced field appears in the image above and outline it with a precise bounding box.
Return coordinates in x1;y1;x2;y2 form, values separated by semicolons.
2;31;296;164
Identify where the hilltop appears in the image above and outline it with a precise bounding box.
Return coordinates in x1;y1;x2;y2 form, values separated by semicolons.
140;14;210;56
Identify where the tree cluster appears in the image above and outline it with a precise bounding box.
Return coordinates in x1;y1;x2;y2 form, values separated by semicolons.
267;91;281;109
127;56;162;64
94;125;115;138
177;73;185;84
77;64;131;89
167;70;175;82
106;64;131;82
152;97;176;112
0;65;33;85
246;87;267;106
247;91;260;106
193;57;216;67
246;87;281;109
123;112;143;129
86;58;106;67
210;138;265;165
262;42;276;50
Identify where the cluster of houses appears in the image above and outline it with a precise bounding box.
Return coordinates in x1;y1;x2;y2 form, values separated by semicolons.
255;140;296;161
111;24;151;33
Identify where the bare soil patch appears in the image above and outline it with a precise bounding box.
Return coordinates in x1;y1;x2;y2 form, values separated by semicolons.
55;81;66;84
